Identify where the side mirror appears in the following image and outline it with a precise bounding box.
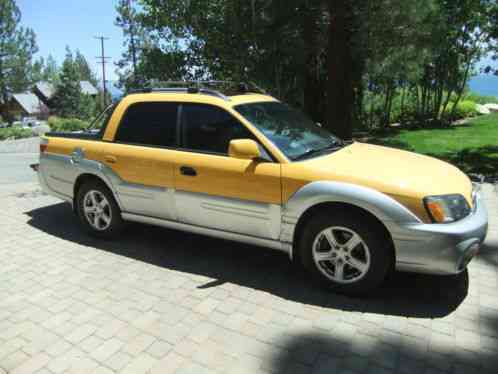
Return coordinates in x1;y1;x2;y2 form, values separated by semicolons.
229;139;261;160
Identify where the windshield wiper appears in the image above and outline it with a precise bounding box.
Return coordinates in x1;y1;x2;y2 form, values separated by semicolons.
293;144;343;161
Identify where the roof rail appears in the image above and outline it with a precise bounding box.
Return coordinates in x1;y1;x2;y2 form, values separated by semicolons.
126;80;266;101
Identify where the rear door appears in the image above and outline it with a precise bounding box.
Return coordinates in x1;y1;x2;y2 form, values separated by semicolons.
173;103;282;240
99;101;179;220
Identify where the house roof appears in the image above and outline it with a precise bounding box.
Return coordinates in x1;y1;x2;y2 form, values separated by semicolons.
35;82;56;100
34;81;98;98
12;92;49;114
80;81;98;96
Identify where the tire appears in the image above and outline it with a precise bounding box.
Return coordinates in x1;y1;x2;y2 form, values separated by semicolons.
298;211;392;295
76;179;124;238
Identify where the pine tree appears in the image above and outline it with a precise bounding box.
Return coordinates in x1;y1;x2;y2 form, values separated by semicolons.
50;49;83;118
43;55;60;83
74;50;98;87
0;0;38;103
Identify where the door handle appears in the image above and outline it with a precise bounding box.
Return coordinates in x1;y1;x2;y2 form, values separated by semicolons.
104;155;117;164
180;166;197;177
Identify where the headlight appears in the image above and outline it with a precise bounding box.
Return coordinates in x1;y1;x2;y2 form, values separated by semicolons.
424;194;471;223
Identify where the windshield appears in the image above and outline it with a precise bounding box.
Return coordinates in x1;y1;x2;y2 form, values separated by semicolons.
234;102;343;161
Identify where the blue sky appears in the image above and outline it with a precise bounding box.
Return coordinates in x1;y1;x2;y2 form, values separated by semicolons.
17;0;124;81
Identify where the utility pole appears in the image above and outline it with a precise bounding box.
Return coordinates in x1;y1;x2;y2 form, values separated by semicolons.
95;36;110;107
127;0;138;81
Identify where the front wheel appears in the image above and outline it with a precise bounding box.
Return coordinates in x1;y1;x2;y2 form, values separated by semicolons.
76;180;124;238
298;212;392;295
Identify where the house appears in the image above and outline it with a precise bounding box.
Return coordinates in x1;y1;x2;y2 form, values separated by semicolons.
1;80;99;122
33;82;56;105
1;92;50;121
33;81;99;104
80;81;99;97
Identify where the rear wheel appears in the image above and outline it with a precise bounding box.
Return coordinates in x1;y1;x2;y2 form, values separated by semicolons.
76;180;124;238
298;212;392;295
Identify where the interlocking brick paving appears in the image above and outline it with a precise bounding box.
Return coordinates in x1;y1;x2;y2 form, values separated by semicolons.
1;182;497;373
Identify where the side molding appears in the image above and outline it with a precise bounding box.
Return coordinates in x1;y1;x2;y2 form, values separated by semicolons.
122;212;288;253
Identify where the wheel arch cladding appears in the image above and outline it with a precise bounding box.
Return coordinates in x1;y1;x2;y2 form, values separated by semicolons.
285;181;421;226
73;173;119;212
293;201;396;269
285;181;420;265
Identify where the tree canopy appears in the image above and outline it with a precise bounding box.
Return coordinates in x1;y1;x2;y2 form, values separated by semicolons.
0;0;37;103
116;0;497;138
50;48;97;120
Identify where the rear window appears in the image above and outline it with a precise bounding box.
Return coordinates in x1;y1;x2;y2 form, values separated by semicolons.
115;102;178;147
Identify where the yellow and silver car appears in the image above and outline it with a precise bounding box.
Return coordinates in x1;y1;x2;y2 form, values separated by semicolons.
35;83;488;294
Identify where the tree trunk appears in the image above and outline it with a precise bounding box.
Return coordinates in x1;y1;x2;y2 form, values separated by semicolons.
326;0;355;140
440;89;453;120
385;84;395;127
302;4;321;122
414;85;420;116
400;85;406;117
450;57;472;120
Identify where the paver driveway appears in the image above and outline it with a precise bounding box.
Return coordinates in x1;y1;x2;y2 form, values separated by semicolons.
1;181;497;374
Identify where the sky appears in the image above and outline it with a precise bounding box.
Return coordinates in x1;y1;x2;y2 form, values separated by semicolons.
17;0;124;82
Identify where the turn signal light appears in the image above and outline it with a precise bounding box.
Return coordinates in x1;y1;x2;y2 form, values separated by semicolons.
426;201;446;223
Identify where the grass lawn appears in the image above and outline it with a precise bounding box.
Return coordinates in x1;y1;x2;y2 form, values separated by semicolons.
368;113;498;176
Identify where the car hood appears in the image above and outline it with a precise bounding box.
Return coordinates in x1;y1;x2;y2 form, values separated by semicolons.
282;142;473;222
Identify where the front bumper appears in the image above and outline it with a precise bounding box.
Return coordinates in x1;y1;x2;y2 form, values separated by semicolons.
392;188;488;275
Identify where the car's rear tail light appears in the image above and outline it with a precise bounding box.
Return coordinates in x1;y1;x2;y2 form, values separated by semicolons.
40;138;48;153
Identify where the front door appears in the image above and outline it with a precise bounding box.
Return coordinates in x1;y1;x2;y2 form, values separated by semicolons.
99;101;179;220
173;103;282;240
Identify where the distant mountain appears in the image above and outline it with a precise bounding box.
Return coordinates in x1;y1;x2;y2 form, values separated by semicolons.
107;81;123;100
469;74;498;97
96;81;123;100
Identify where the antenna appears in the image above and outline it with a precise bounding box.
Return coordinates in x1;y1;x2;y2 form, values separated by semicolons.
95;36;111;107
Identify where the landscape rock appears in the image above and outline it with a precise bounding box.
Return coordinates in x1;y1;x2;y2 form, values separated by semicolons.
484;103;498;112
476;104;491;115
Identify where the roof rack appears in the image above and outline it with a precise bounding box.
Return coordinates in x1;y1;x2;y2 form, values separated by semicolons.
127;80;266;101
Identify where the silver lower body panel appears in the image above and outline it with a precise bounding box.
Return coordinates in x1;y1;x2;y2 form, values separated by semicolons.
122;212;288;253
392;193;488;275
38;165;73;204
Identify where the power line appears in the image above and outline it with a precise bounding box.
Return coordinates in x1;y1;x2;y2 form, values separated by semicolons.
95;36;111;107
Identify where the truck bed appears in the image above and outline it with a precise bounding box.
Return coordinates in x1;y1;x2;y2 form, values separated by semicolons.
44;130;102;141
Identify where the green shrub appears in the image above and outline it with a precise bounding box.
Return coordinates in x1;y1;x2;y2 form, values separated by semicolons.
0;127;34;140
464;92;498;105
443;100;479;120
48;117;89;132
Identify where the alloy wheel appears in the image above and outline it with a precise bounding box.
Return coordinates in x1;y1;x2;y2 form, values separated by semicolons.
312;226;371;284
83;190;112;231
